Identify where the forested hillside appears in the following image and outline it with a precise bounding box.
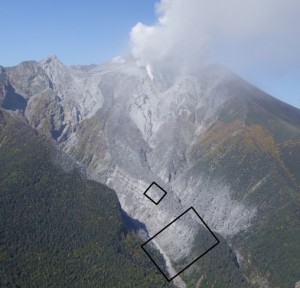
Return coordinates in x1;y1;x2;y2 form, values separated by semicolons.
0;109;172;288
188;120;300;287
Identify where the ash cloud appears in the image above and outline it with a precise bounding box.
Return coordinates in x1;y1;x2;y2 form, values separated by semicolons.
130;0;300;79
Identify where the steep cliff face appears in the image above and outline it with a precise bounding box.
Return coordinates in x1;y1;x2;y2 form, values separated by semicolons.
1;56;299;287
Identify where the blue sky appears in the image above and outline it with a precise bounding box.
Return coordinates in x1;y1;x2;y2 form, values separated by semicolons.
0;0;156;65
0;0;299;108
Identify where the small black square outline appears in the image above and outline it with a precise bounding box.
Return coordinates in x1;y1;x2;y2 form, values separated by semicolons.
143;182;167;205
141;206;220;282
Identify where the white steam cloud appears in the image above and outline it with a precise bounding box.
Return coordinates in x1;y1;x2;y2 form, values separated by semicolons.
130;0;300;79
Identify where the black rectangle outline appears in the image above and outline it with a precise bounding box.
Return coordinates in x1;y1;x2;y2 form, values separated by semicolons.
141;206;220;282
143;182;167;205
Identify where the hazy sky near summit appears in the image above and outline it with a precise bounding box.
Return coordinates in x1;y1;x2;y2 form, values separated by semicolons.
0;0;299;108
130;0;300;108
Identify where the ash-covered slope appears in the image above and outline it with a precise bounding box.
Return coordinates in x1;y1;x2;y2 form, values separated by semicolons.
1;56;299;287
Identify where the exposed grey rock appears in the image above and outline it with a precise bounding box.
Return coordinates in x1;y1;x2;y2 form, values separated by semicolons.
1;56;300;286
0;57;265;250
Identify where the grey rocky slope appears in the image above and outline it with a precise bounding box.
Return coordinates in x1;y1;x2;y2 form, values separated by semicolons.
1;56;299;287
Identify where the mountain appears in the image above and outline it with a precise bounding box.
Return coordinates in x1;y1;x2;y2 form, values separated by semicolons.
0;55;299;287
0;108;174;287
